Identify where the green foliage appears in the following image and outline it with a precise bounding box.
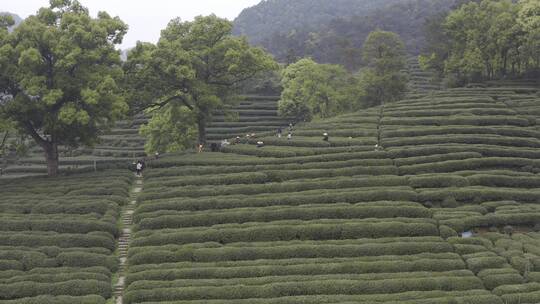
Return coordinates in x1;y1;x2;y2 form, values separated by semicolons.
125;15;277;148
0;1;128;176
139;105;197;154
421;0;540;84
0;280;111;300
359;30;408;107
123;276;482;303
278;58;360;122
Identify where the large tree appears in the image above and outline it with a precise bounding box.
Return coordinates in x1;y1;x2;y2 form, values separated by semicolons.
0;0;128;176
359;30;407;107
125;15;277;150
278;58;360;122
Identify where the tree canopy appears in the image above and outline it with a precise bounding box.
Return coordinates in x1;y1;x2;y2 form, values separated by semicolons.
0;0;128;176
125;15;277;153
420;0;540;85
359;30;408;107
278;58;360;122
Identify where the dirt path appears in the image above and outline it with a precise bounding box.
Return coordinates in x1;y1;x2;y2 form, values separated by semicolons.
114;176;142;304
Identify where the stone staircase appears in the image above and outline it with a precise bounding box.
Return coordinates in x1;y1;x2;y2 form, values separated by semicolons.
114;176;142;304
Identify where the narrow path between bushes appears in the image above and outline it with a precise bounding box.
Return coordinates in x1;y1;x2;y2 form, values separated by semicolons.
114;175;143;304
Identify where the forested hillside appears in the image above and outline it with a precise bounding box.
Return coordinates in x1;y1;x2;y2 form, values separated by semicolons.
233;0;469;69
233;0;402;45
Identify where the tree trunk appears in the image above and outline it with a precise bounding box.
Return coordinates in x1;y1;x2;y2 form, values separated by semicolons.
0;131;8;151
197;113;207;146
44;141;59;177
502;51;508;77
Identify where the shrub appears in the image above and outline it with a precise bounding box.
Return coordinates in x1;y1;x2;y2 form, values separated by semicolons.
132;221;439;246
408;175;469;188
0;260;23;271
136;203;431;229
481;273;524;290
439;226;458;239
137;188;418;213
0;295;106;304
3;272;110;284
123;276;483;303
56;252;118;272
129;241;453;264
0;233;115;251
0;280;111;300
466;256;508;274
125;256;465;284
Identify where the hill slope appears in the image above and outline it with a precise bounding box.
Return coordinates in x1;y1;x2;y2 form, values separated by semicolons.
2;83;540;303
233;0;402;46
121;84;540;303
233;0;466;68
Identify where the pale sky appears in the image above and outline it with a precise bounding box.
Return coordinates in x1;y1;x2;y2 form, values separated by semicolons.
1;0;261;48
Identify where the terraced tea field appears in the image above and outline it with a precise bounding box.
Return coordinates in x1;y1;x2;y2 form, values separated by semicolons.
120;86;540;303
407;57;441;94
0;171;133;303
0;114;146;179
207;95;289;142
2;84;540;303
0;95;286;179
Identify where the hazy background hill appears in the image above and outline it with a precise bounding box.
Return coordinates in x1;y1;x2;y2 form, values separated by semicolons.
233;0;403;45
233;0;471;69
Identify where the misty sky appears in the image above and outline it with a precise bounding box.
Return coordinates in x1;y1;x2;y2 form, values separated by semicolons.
1;0;261;48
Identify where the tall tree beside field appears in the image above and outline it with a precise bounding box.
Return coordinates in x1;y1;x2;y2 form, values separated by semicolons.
359;30;408;107
0;0;128;177
278;58;360;122
125;15;277;151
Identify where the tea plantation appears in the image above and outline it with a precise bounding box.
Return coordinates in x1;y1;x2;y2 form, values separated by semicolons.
0;170;133;303
207;95;290;142
0;96;285;179
119;85;540;303
2;83;540;303
0;114;146;179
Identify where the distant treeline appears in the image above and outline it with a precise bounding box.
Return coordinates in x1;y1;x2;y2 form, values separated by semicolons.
420;0;540;85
